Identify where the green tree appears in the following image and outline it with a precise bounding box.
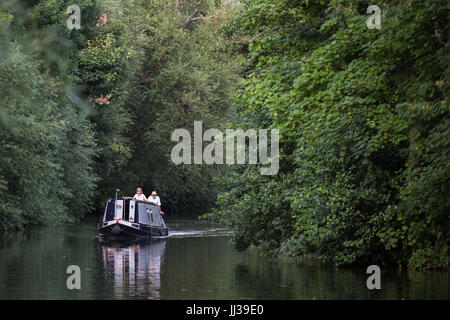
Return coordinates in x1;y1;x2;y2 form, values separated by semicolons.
207;0;449;270
117;0;240;214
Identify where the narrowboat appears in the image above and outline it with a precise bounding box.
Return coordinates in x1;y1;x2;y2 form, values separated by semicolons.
98;196;169;239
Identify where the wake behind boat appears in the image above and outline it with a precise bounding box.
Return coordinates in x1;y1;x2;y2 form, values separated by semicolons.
98;196;169;239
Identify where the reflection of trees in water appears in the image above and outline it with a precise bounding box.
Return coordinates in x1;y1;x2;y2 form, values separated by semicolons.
101;239;166;299
231;252;450;299
1;226;448;299
231;253;380;299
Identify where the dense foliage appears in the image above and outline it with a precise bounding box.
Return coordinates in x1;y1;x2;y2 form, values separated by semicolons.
0;0;237;226
114;0;240;214
1;0;448;271
0;1;99;228
206;0;449;270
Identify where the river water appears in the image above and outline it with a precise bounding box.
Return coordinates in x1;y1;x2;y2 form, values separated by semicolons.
0;216;448;300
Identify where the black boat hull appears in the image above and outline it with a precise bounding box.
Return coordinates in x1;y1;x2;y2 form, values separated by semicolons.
99;222;169;239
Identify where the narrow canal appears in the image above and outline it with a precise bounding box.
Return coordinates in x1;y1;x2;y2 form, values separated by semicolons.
0;216;448;299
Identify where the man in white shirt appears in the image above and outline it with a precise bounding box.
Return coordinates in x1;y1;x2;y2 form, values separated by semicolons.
148;191;164;215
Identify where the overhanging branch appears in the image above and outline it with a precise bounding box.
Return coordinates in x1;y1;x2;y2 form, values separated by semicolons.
183;0;205;27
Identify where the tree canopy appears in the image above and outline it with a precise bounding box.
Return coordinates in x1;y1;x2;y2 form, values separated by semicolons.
0;0;238;224
206;0;449;270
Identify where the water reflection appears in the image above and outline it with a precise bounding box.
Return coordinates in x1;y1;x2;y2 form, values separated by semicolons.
100;239;166;299
0;217;447;300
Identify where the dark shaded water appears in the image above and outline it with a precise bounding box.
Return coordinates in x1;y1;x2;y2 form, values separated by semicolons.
0;216;448;299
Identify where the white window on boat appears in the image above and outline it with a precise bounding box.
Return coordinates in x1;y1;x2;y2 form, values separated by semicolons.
129;200;135;222
114;200;124;219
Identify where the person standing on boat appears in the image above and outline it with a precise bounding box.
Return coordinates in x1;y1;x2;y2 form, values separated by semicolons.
148;191;164;215
133;187;147;201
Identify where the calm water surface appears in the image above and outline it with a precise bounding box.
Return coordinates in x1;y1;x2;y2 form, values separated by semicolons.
0;216;448;299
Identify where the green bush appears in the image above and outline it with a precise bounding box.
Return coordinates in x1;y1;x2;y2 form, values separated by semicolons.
408;246;449;271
